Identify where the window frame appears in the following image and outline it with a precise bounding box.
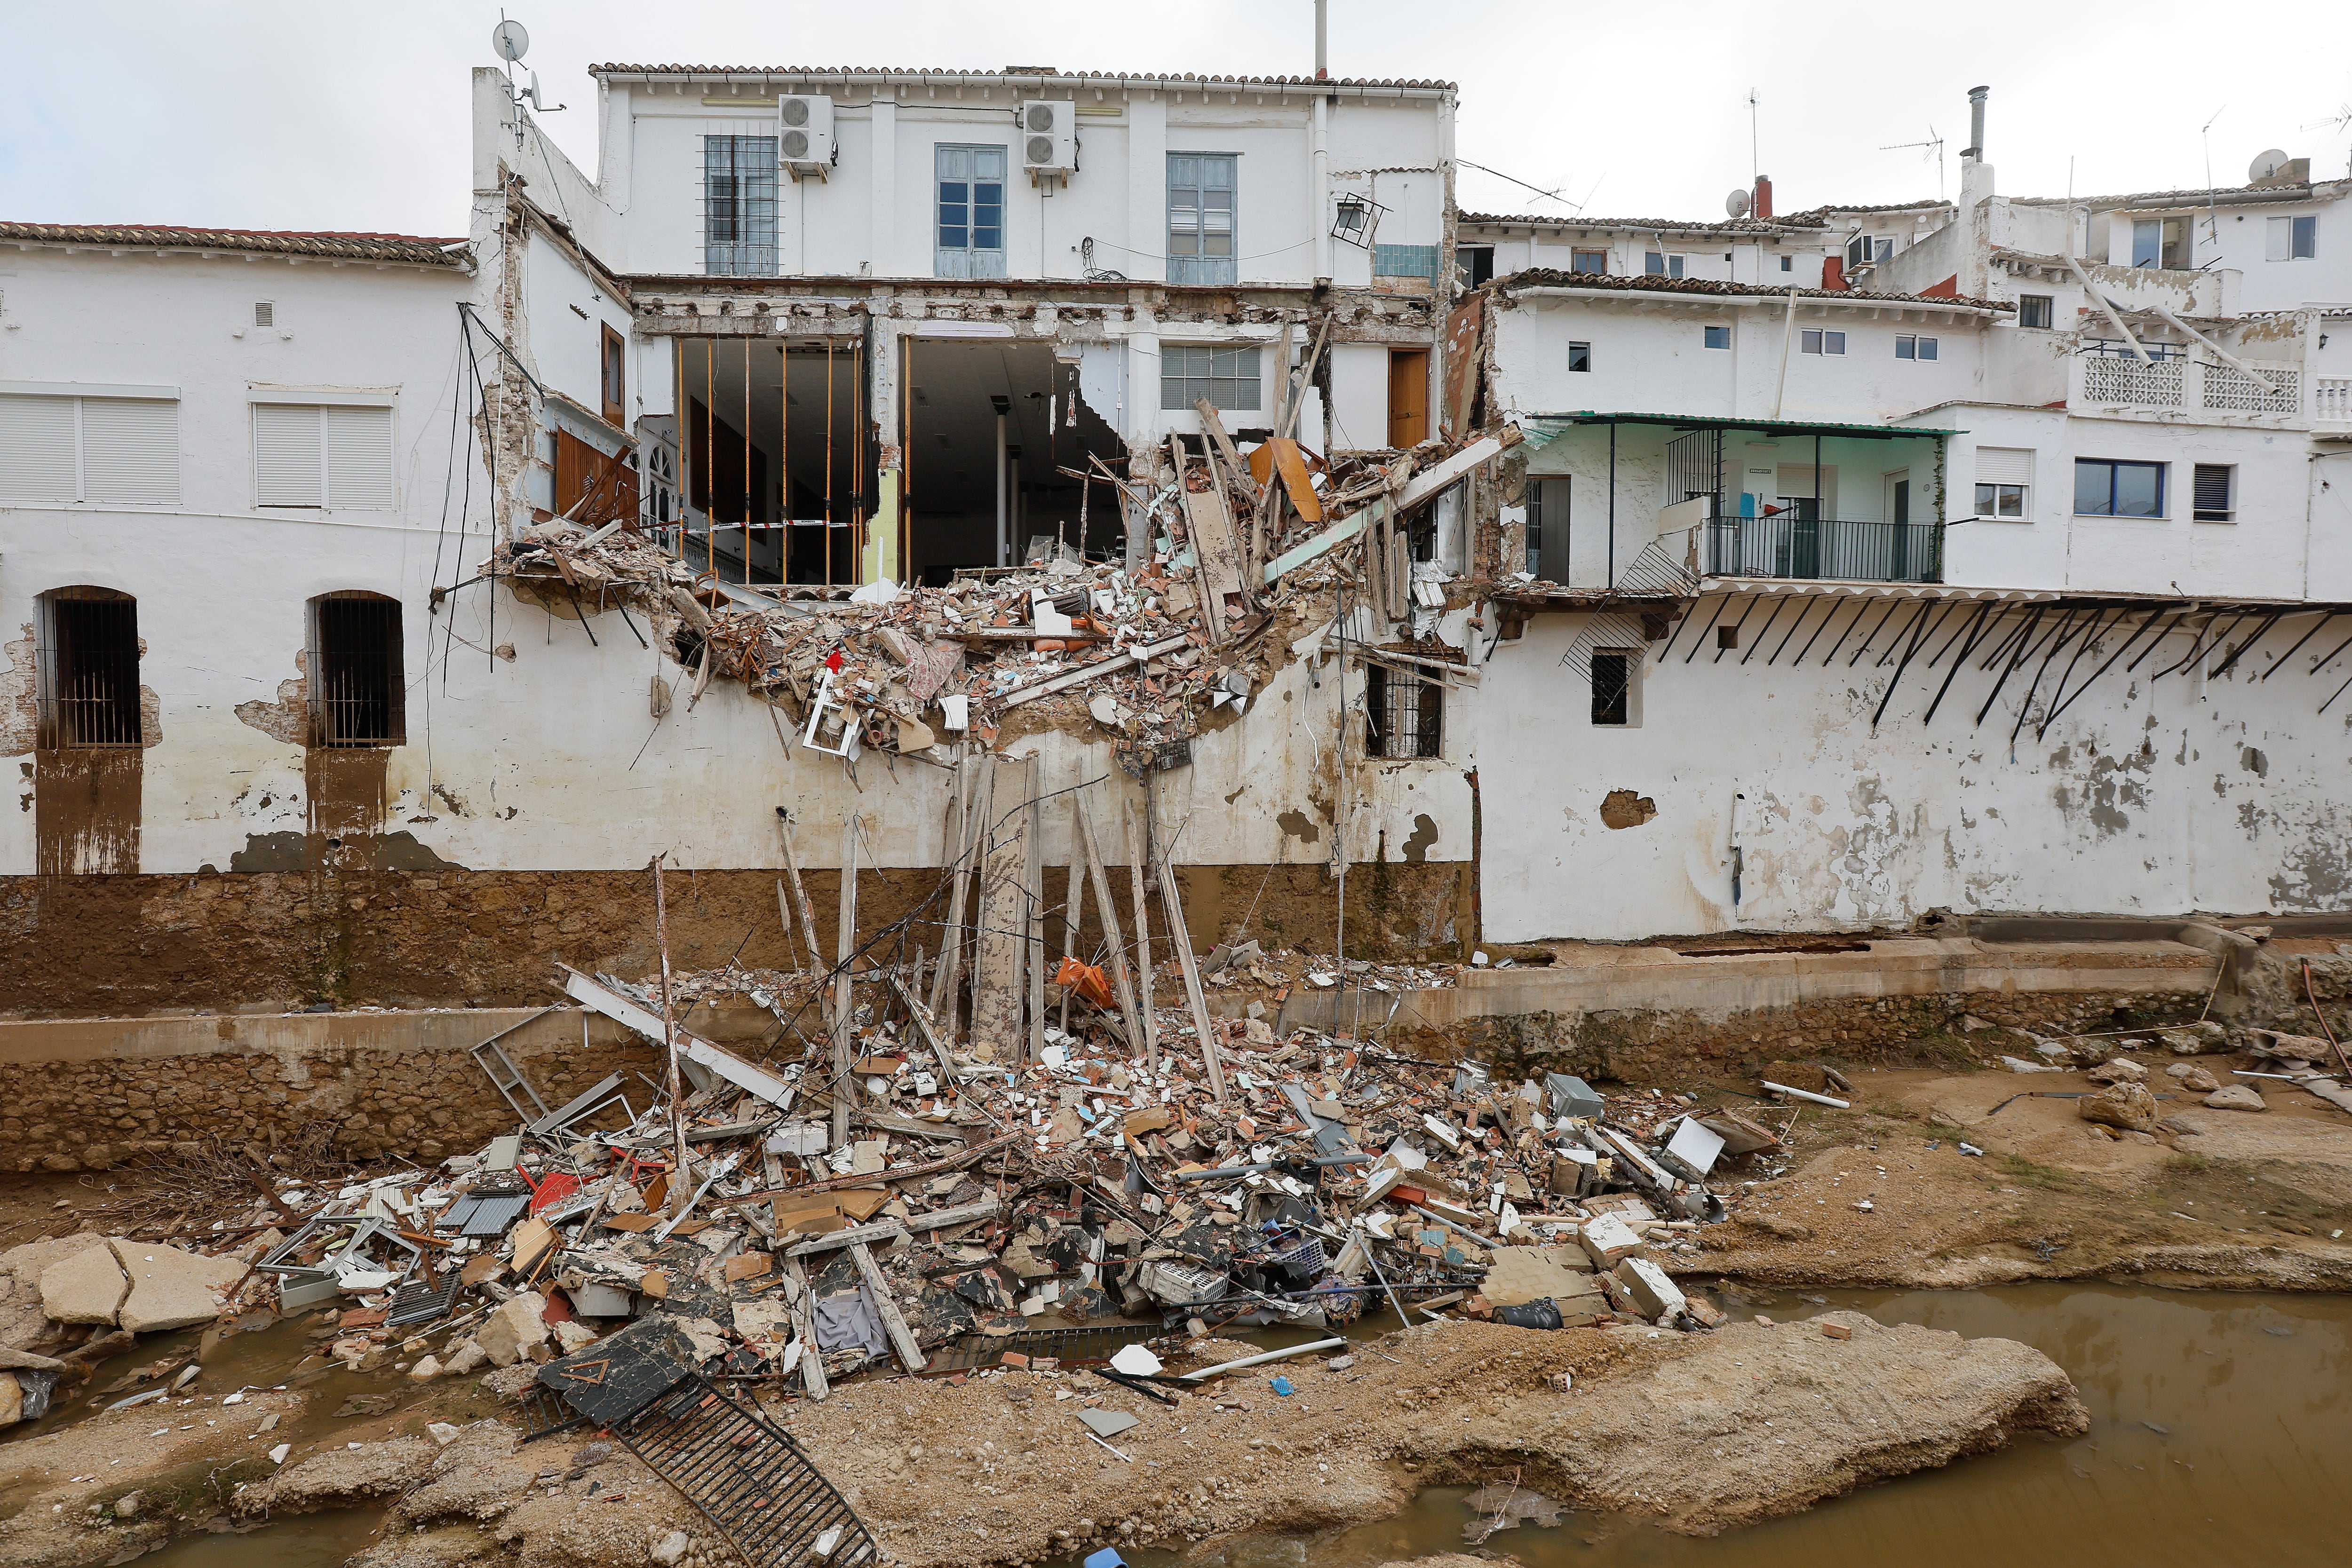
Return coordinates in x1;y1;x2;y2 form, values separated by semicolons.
0;387;182;507
1167;151;1238;286
1569;248;1609;275
34;586;143;750
1363;659;1446;760
1643;251;1685;278
307;591;406;748
2268;214;2319;261
2017;294;2054;329
1160;344;1263;412
1525;475;1567;583
1975;482;2027;519
1567;341;1593;373
1589;648;1639;728
1454;245;1495;288
2074;458;2167;519
1799;329;1846;356
936;143;1010;279
1894;333;1939;361
250;397;396;512
2192;462;2235;523
703;134;779;277
599;324;627;427
1703;325;1731;350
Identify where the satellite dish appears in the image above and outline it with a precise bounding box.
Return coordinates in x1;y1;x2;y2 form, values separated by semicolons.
2249;148;2289;182
1725;188;1753;219
493;19;531;64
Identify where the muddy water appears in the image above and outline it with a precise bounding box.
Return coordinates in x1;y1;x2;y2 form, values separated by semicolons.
1075;1283;2352;1568
135;1508;386;1566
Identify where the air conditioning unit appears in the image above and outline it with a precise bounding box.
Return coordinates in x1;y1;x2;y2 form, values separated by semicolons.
777;93;835;177
1019;100;1075;178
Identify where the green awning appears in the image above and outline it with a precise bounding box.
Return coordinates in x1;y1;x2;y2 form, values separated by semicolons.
1518;412;1964;450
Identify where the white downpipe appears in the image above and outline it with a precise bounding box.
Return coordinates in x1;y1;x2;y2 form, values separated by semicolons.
1311;95;1331;284
2064;253;2153;364
2149;301;2281;391
1772;290;1799;420
995;411;1009;566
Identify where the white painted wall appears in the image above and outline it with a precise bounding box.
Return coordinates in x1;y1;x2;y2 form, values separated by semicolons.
1474;602;2352;940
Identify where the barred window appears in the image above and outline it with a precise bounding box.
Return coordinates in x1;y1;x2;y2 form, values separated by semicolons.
1161;346;1262;412
310;592;405;747
36;587;142;748
705;135;779;277
1364;660;1444;760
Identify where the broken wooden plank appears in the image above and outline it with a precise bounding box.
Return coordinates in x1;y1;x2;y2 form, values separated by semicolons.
777;814;829;1030
930;751;992;1020
1122;799;1159;1058
784;1219;907;1258
1151;817;1229;1103
969;757;1033;1061
1024;776;1046;1065
833;817;859;1149
1248;437;1324;525
849;1241;928;1373
1192;398;1263;508
1260;433;1509;586
560;967;796;1108
998;632;1192;709
783;1254;827;1401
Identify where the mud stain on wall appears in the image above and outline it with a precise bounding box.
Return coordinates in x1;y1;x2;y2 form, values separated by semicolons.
1599;789;1658;830
34;751;143;876
1401;812;1439;863
306;748;389;867
1277;809;1321;844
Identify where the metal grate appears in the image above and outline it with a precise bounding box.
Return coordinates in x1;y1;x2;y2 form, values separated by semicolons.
615;1376;878;1567
310;593;404;746
37;591;142;748
704;135;779;277
385;1273;461;1329
1364;661;1443;760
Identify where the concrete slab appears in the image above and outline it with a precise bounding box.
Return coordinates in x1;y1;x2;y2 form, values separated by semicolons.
40;1243;130;1326
109;1240;242;1333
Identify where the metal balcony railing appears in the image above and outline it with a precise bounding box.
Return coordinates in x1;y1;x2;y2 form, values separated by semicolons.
1704;515;1944;584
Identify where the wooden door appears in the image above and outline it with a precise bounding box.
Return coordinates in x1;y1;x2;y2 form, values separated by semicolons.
1388;348;1430;448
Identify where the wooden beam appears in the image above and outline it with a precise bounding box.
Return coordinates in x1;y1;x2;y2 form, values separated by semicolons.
783;1254;828;1401
850;1240;929;1373
1074;791;1145;1050
833;817;859;1149
970;756;1033;1061
1152;814;1229;1102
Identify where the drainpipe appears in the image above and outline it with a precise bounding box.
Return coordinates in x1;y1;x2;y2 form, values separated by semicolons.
1730;791;1745;911
2148;301;2280;392
2065;253;2153;364
1312;95;1332;285
1771;289;1799;419
1315;0;1329;79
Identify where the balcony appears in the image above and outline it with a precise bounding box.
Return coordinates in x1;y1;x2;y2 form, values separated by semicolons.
2075;345;2302;422
2316;377;2352;432
1704;515;1943;584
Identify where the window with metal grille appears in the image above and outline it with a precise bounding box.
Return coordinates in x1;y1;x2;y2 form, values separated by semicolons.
309;593;404;747
1590;650;1634;727
2018;294;2054;329
1364;660;1443;760
704;135;779;277
1160;346;1261;411
1167;153;1237;285
1526;475;1567;582
36;588;142;748
2193;463;2235;522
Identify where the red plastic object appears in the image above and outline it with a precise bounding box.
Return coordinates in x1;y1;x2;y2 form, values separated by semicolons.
528;1172;582;1213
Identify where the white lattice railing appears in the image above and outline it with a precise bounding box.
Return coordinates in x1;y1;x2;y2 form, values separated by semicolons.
2203;363;2300;415
2317;378;2352;426
2082;356;2184;407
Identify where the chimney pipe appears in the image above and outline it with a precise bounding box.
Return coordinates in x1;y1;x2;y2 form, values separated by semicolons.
1963;85;1988;163
1315;0;1328;80
1753;174;1773;220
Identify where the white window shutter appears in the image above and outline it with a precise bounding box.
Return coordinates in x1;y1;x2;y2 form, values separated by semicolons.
0;394;81;501
254;404;323;507
324;405;394;509
1976;446;2033;486
79;398;181;506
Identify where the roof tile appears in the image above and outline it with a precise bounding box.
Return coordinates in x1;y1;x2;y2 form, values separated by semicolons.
1494;267;2011;311
0;222;468;267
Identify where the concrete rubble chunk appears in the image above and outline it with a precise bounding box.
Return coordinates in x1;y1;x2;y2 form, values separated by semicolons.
1579;1214;1645;1268
1612;1257;1687;1322
441;1340;488;1377
477;1292;551;1369
108;1239;243;1334
2079;1081;2160;1133
40;1243;130;1326
2086;1057;2146;1085
2166;1063;2221;1092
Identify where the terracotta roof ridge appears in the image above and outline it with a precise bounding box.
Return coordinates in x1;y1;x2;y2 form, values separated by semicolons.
0;221;468;266
585;64;1454;89
1494;266;2011;311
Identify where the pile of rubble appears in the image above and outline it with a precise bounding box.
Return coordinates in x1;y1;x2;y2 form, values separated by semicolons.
484;423;1513;763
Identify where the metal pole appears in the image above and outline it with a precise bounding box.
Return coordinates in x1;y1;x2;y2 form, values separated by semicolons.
1606;422;1616;588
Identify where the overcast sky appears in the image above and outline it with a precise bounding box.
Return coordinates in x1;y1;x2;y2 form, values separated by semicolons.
4;1;2347;236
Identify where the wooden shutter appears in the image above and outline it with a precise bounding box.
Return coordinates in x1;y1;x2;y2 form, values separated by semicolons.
0;394;80;501
254;404;323;506
324;404;394;509
79;397;180;506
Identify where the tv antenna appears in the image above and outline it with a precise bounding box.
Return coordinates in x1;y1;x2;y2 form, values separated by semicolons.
1879;127;1946;201
493;14;564;119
